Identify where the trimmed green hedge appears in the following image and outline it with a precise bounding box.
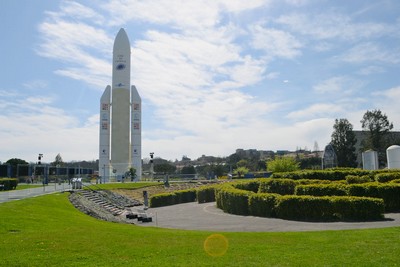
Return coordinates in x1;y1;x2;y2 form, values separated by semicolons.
348;183;400;212
248;193;279;217
232;180;261;193
216;185;254;216
295;183;348;196
216;182;385;221
272;169;371;181
294;182;400;212
149;189;197;208
258;179;296;195
346;175;372;184
0;178;18;190
375;172;400;183
275;195;384;221
197;185;217;203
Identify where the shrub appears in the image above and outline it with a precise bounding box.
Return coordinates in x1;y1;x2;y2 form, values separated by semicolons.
267;157;300;173
346;175;372;184
375;172;400;183
216;185;253;215
272;169;372;181
275;195;384;221
275;195;334;221
149;192;177;208
332;196;384;221
174;189;197;203
248;193;280;217
348;183;400;212
258;179;296;195
0;178;18;190
232;180;261;193
197;185;217;203
149;189;197;208
295;184;348;196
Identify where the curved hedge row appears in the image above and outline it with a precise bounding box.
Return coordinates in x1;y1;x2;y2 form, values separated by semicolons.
0;178;18;190
295;183;400;212
215;183;384;221
295;183;348;196
272;169;400;183
197;185;217;203
149;189;197;208
258;179;296;195
275;195;384;221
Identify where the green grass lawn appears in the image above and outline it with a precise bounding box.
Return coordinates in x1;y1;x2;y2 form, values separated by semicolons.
1;192;399;266
15;184;43;190
84;181;160;190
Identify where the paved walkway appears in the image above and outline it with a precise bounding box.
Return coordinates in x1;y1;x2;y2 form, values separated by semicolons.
137;202;400;232
0;183;72;203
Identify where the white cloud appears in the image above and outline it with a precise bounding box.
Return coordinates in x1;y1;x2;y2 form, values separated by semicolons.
339;42;400;64
250;25;302;59
286;103;343;120
46;1;105;24
357;65;385;75
313;76;364;95
102;0;269;28
276;13;395;41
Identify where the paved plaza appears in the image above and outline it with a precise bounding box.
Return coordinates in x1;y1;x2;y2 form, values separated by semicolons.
138;202;400;232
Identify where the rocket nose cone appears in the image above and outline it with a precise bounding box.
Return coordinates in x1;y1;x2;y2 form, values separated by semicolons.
113;28;130;51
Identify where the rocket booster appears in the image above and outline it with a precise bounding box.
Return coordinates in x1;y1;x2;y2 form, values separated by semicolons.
99;28;142;181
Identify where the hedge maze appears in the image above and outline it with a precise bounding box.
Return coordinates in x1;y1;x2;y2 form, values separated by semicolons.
149;169;400;222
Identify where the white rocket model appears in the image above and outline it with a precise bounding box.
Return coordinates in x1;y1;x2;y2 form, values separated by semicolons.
99;28;142;182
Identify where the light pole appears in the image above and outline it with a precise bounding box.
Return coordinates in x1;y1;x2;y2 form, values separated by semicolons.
150;152;154;180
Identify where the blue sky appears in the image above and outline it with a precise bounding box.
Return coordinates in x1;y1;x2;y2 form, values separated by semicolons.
1;0;400;163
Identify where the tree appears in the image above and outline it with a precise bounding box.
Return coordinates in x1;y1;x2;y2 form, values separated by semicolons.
235;167;249;178
51;153;64;167
154;163;176;174
266;157;300;173
361;109;394;167
125;167;136;181
330;118;357;167
6;158;28;178
181;165;196;175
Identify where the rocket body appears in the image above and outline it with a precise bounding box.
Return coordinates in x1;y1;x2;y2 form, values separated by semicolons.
99;28;142;181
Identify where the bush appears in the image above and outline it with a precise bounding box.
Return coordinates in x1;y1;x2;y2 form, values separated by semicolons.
267;157;300;172
272;169;372;181
295;184;348;196
174;189;197;203
375;172;400;183
332;196;384;221
346;175;372;184
275;195;384;221
275;195;334;221
248;193;279;217
348;183;400;212
149;192;177;207
258;179;296;195
197;185;217;203
216;185;253;215
149;189;197;208
0;178;18;190
232;180;261;193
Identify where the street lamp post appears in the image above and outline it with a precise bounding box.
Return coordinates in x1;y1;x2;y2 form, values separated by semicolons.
150;152;154;180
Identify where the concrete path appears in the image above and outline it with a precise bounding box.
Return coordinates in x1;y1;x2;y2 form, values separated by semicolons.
0;183;72;204
137;202;400;232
